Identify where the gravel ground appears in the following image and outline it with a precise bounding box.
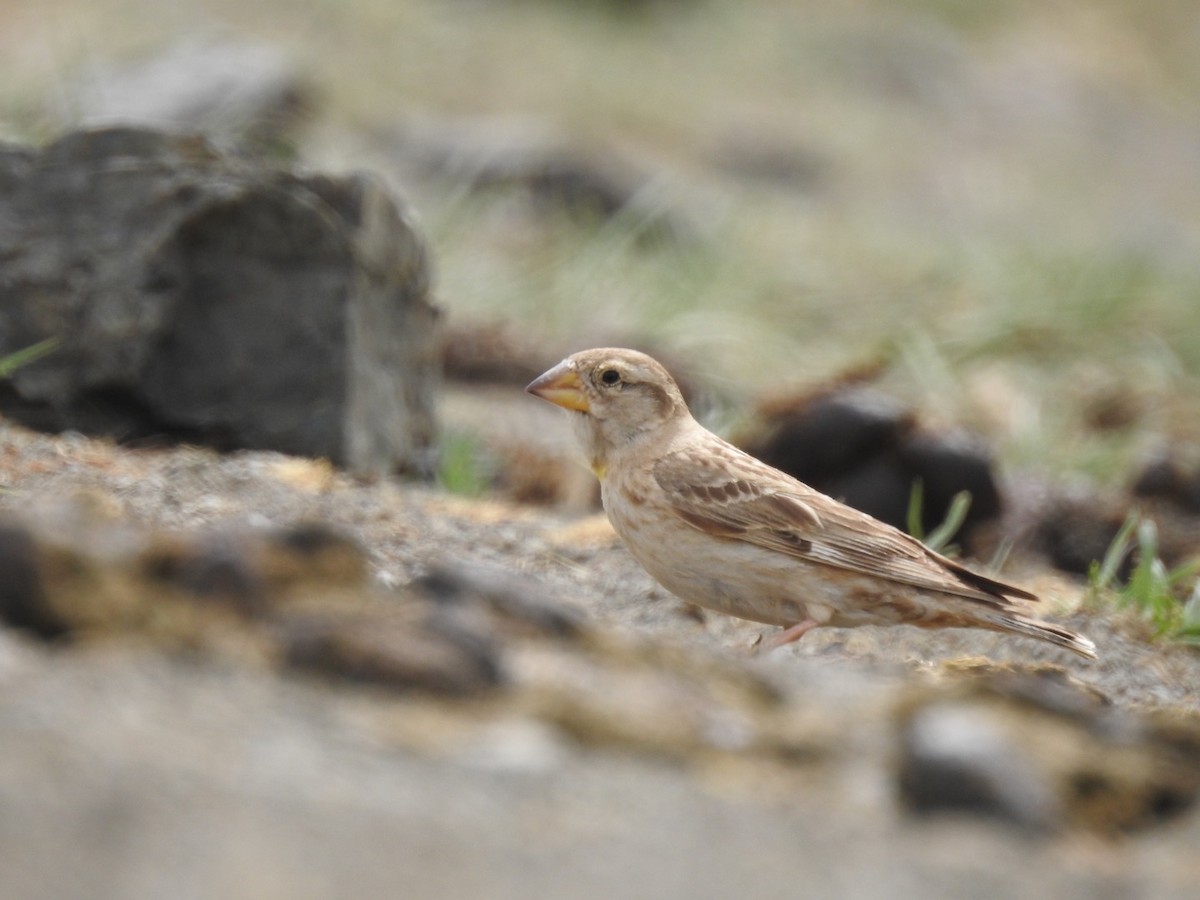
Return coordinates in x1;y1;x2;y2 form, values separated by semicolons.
2;411;1200;899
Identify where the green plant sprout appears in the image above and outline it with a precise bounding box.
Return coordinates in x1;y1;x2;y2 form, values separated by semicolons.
0;338;59;378
436;431;493;497
1089;511;1200;644
907;478;973;555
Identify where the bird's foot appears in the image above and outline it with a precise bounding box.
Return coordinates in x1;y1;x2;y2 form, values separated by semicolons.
754;619;820;654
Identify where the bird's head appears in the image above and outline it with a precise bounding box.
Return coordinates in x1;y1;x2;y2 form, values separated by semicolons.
526;348;690;471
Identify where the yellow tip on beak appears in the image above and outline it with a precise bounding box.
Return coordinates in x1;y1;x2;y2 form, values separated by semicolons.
526;361;590;413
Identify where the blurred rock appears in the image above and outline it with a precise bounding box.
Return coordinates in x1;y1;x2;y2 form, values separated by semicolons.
899;701;1061;831
1032;490;1130;578
382;115;693;244
441;321;558;386
1082;384;1146;433
707;129;833;192
1133;448;1200;514
0;127;438;477
901;431;1003;539
741;386;1001;549
280;610;503;695
940;659;1111;720
491;442;599;509
417;558;586;640
1032;480;1200;578
899;664;1200;835
62;39;312;155
0;524;61;639
748;387;913;482
0;493;504;694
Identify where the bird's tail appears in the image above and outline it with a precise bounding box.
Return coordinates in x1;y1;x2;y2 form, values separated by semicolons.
986;613;1097;659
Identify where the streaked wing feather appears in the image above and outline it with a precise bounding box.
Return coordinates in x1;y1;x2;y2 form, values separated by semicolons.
652;442;1026;606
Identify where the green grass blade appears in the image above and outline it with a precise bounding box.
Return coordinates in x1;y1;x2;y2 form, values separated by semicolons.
1090;510;1140;593
906;478;925;542
925;491;973;554
0;338;59;378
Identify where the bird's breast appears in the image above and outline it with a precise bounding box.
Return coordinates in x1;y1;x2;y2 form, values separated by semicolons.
600;468;813;626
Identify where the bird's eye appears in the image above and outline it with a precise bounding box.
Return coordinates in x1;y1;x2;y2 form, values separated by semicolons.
599;368;621;386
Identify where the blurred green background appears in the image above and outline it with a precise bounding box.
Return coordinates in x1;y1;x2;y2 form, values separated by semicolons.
4;0;1200;481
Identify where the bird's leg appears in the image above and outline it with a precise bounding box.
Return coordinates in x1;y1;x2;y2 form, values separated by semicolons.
758;619;820;652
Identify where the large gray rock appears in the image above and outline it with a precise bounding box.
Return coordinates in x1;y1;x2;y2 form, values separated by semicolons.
0;127;438;477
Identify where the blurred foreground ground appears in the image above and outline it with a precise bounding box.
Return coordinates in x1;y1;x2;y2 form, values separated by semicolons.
3;416;1200;899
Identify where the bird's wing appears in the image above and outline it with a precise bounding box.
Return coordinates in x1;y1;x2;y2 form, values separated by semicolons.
652;441;1030;605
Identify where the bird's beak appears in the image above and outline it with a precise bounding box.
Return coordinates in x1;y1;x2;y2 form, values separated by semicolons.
526;361;590;413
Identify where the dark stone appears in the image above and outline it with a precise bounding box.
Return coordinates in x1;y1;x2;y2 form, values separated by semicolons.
900;430;1003;539
817;454;915;531
0;496;503;696
977;665;1112;721
748;388;913;484
280;612;504;696
742;387;1002;546
1133;450;1200;515
441;322;559;386
0;523;67;639
1035;496;1130;578
141;537;267;617
0;127;438;477
1134;455;1179;499
898;703;1060;832
418;559;586;640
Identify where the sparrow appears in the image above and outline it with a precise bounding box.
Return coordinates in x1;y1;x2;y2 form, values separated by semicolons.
526;348;1096;658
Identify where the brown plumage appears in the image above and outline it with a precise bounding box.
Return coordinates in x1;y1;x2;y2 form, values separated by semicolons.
527;348;1096;659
